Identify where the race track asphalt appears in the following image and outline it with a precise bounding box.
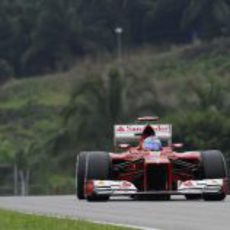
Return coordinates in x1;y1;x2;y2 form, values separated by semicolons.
0;195;229;230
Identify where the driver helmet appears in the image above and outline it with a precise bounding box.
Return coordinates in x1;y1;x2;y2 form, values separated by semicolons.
143;136;162;151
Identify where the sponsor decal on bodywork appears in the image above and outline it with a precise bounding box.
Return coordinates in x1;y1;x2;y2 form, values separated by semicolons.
93;180;137;195
178;179;224;193
114;124;172;139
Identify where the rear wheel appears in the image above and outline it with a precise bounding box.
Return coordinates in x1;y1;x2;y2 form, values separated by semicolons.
86;152;111;201
203;193;226;201
200;150;227;201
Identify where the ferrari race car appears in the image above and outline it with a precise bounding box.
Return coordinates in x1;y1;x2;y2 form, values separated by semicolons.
76;116;228;201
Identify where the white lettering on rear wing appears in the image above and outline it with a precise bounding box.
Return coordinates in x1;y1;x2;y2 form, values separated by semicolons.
114;124;172;147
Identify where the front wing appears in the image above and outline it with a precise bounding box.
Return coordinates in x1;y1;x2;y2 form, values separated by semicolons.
85;179;225;197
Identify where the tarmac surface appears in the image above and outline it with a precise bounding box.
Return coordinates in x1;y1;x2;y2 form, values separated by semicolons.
0;195;229;230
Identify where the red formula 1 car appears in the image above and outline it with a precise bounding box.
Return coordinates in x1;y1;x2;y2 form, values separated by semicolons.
76;116;228;201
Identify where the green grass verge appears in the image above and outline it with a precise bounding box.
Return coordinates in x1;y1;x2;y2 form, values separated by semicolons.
0;209;133;230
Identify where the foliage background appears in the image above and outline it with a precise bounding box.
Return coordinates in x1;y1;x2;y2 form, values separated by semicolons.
0;0;230;194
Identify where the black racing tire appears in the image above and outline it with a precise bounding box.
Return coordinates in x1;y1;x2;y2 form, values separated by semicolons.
203;193;226;201
185;194;202;200
200;150;227;201
76;152;89;200
86;152;111;201
200;150;227;179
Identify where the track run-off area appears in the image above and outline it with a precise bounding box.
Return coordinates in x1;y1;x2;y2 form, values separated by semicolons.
0;195;229;230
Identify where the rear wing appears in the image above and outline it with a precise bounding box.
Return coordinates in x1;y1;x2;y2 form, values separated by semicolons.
114;124;172;147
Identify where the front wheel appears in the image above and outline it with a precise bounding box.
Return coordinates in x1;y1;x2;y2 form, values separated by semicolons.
86;152;111;201
76;152;89;199
200;150;227;201
203;193;226;201
200;150;227;179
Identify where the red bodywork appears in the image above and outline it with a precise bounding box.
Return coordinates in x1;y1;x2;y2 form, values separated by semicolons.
109;146;201;192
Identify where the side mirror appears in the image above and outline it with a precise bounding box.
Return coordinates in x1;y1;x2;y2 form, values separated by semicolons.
171;143;183;149
118;143;130;150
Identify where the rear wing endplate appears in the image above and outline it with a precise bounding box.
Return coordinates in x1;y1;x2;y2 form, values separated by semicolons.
114;124;172;147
